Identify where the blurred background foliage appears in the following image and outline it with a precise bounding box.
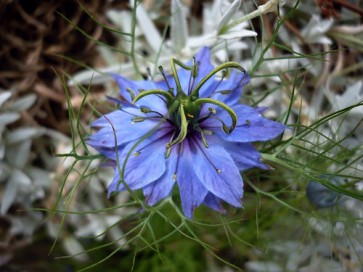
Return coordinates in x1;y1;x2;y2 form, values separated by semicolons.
0;0;363;271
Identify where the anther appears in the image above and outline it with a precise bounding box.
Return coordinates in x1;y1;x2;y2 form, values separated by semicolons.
146;67;153;80
209;107;217;114
140;106;151;113
191;57;198;78
222;123;230;134
216;169;222;174
203;129;213;136
193;124;209;148
217;90;232;95
172;173;177;180
133;151;140;157
126;88;136;100
201;135;209;148
165;147;172;158
158;66;173;92
132;117;145;123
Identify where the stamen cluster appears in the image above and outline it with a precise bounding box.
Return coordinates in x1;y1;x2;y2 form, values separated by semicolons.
132;58;245;155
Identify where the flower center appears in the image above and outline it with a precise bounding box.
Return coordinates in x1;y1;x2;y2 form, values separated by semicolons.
172;96;200;127
131;58;246;153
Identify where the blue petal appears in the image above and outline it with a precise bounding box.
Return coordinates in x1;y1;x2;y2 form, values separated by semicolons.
210;71;250;105
107;168;123;197
133;93;168;116
192;142;243;207
111;74;154;99
93;146;120;161
203;193;227;214
225;142;268;171
177;47;215;97
208;136;268;171
87;109;171;148
177;139;208;218
107;136;169;196
143;146;178;206
90;107;138;128
111;74;167;114
204;105;285;142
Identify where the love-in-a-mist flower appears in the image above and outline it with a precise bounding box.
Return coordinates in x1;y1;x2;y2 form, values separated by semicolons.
88;47;285;218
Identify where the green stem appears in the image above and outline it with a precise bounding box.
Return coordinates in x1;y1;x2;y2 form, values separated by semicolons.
133;89;175;103
171;58;184;96
191;62;245;98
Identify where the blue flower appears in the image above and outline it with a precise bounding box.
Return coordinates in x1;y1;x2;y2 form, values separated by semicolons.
306;175;343;208
88;47;285;218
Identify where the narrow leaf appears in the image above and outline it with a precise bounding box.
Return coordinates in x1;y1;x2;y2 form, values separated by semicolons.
217;0;241;32
171;0;188;52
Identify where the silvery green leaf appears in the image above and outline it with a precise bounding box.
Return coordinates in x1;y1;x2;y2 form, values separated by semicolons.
107;9;130;32
6;127;44;144
26;167;52;188
0;91;12;107
203;0;219;33
97;46;118;66
7;140;32;169
9;212;43;236
335;81;363;110
171;0;188;52
0;142;5;160
1;173;18;214
217;0;241;32
300;258;344;272
68;63;134;86
44;128;70;142
186;33;217;48
0;162;11;182
245;261;282;272
107;9;137;52
46;220;58;238
0;113;20;126
63;236;89;262
29;186;45;202
219;28;257;40
130;0;162;52
13;169;32;186
301;15;333;44
9;94;37;112
108;223;128;248
74;215;100;238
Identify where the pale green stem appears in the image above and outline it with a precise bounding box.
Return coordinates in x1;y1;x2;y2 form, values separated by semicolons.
171;58;184;95
219;0;281;34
